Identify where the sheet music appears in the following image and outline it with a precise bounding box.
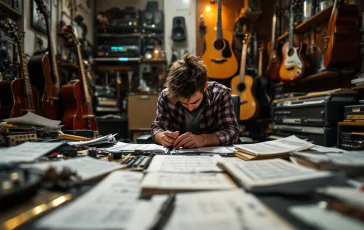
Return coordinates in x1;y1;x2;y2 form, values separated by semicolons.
147;155;224;173
162;190;291;230
234;135;314;155
311;145;347;153
3;112;61;127
141;172;235;191
0;142;65;163
101;142;167;153
37;171;145;229
171;146;236;155
24;156;127;181
68;134;117;147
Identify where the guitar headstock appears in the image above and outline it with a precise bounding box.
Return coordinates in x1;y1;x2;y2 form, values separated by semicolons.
259;41;265;51
3;18;21;43
62;25;78;46
35;0;49;19
243;33;251;44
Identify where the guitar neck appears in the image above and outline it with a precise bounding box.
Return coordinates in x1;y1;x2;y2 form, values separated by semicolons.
258;48;263;77
45;16;60;93
18;42;35;110
239;40;248;82
216;0;223;39
271;11;277;51
288;5;294;49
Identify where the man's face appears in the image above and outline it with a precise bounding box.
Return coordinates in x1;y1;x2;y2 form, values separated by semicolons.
179;90;206;112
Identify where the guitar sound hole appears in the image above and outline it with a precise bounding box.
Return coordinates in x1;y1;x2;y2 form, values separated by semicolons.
214;39;224;50
288;48;294;56
237;82;246;93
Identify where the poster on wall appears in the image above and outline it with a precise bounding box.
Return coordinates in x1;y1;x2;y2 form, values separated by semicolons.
31;0;52;34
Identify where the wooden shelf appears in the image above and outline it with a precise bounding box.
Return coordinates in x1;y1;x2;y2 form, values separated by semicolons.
352;84;364;90
0;2;22;19
141;59;167;64
275;71;341;86
58;63;80;72
277;4;334;42
235;8;262;23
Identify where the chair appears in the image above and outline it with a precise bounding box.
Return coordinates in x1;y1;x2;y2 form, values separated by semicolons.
136;94;253;144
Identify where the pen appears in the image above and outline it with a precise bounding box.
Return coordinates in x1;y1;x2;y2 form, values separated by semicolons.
158;120;176;155
149;193;176;230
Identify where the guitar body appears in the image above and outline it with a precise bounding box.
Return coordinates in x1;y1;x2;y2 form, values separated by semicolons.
266;46;280;80
278;42;309;82
202;30;238;79
230;74;259;121
0;79;42;119
324;4;359;69
61;81;98;131
28;51;59;119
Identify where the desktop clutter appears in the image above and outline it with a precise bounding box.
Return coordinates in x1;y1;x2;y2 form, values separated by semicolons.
0;113;364;230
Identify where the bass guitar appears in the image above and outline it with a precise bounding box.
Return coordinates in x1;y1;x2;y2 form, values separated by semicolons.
202;0;238;79
61;25;98;131
324;0;360;69
278;2;310;82
28;0;60;120
231;33;259;121
0;18;43;119
266;5;280;80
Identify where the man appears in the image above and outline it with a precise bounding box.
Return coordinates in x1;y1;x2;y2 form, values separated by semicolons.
151;54;239;149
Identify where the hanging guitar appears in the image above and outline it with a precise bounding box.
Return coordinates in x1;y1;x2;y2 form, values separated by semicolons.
28;0;60;120
202;0;238;79
278;1;310;82
266;4;280;81
255;42;271;114
231;33;259;121
61;25;98;131
324;0;360;69
0;18;43;119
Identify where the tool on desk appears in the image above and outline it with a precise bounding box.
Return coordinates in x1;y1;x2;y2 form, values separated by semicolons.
58;133;91;141
121;153;132;163
149;193;176;230
158;120;176;155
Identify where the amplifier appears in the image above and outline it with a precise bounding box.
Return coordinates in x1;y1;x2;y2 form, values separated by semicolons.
340;132;364;150
97;36;140;58
93;85;119;115
345;104;364;121
0;132;37;146
97;9;139;34
140;10;164;33
0;29;19;80
273;90;358;127
141;35;164;59
272;124;336;146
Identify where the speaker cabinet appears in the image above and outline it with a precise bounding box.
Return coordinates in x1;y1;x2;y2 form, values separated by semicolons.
140;10;164;33
172;16;186;42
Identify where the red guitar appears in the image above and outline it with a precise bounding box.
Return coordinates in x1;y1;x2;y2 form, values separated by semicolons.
28;0;60;120
61;25;98;131
0;18;43;119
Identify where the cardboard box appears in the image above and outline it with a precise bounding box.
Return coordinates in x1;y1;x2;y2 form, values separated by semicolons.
128;94;159;130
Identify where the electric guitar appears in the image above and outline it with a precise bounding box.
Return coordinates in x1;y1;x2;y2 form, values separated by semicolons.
278;2;310;82
61;25;98;131
202;0;238;79
0;18;43;119
266;5;280;80
28;0;60;120
231;33;259;121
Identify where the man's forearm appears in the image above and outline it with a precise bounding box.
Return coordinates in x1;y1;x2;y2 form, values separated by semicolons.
200;134;220;147
153;132;163;145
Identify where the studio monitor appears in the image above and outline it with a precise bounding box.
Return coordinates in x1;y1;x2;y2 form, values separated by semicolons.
140;10;164;33
172;16;186;42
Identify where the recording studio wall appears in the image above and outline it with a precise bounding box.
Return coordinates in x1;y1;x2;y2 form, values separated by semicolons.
164;0;196;65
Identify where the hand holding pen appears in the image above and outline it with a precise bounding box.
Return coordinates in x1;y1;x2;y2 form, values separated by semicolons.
158;121;179;148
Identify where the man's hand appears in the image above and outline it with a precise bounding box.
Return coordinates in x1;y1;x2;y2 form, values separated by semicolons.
158;131;179;147
174;132;205;149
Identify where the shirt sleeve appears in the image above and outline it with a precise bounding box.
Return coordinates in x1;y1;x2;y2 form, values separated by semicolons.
151;91;168;138
213;90;240;145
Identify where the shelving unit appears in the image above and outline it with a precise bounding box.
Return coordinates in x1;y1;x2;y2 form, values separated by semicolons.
275;71;341;86
0;2;22;19
277;4;333;42
235;8;262;23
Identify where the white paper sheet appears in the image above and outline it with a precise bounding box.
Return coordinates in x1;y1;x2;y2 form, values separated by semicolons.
0;142;65;163
23;156;127;181
171;146;236;155
68;134;117;147
141;172;235;191
162;190;291;230
36;171;144;229
234;135;315;155
311;145;347;153
147;155;224;173
317;186;364;210
3;112;61;127
101;142;167;154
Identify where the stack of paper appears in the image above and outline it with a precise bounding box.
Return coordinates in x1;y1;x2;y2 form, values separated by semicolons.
100;142;167;154
68;134;117;147
23;156;127;181
1;112;61;132
234;135;315;160
170;146;237;156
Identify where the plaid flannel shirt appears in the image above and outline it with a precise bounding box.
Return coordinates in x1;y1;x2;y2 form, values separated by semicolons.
151;81;239;145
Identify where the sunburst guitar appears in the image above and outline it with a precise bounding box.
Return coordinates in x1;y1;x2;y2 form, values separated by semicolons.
202;0;238;79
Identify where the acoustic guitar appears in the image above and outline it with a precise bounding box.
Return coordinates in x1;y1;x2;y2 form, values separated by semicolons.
278;2;310;82
28;0;60;120
61;25;98;131
324;0;360;69
0;18;43;119
202;0;238;79
231;33;259;121
266;6;280;81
